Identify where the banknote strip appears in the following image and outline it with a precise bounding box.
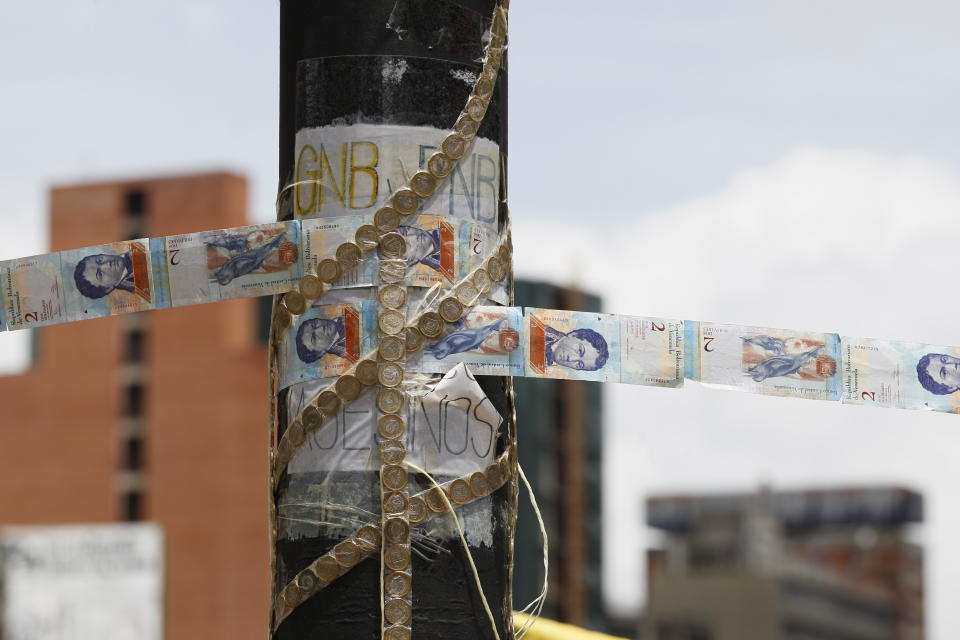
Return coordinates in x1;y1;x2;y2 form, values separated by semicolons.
278;301;378;390
396;214;461;288
0;239;159;330
459;222;509;305
841;337;960;414
301;216;375;289
684;321;842;402
156;221;303;308
406;306;524;377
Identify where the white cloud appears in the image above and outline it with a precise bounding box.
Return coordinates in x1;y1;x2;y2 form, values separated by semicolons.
515;147;960;638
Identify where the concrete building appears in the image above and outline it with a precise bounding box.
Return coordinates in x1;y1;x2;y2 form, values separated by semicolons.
0;173;270;639
642;487;923;640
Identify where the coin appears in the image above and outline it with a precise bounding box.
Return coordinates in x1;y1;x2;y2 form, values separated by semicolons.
335;242;362;268
378;232;406;259
334;375;362;402
283;582;301;607
384;517;410;543
492;8;507;38
485;463;503;490
300;404;323;431
474;76;494;99
455;281;480;305
374;207;401;232
296;569;319;595
314;556;340;582
487;256;507;281
355;224;380;251
317;390;341;416
410;171;438;198
356;359;379;386
276;438;290;462
378;362;405;388
378;310;406;335
392;189;420;215
455;115;480;141
384;598;412;625
384;544;411;571
379;260;406;284
385;571;412;598
380;439;406;465
417;312;444;338
427;152;453;179
448;478;472;505
403;326;424;353
425;487;448;513
438;297;464;323
407;497;427;523
274;305;292;332
334;540;360;567
283;291;306;315
441;133;467;160
381;464;408;491
377;388;404;414
377;413;404;439
355;525;382;553
383;491;409;515
472;268;491;292
469;471;489;496
299;274;323;300
466;97;488;122
316;258;341;284
379;335;405;361
378;284;407;309
286;420;305;447
384;626;412;640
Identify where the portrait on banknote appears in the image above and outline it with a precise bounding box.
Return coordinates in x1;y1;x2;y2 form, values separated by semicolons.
62;239;156;320
396;215;457;287
279;302;376;389
524;308;618;382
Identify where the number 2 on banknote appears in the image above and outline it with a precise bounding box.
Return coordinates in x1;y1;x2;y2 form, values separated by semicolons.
703;336;715;352
169;249;181;266
651;322;666;332
24;312;38;323
861;391;876;401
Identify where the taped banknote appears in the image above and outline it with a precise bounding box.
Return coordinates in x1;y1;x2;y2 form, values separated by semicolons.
406;306;524;376
841;337;960;414
684;321;842;402
301;216;376;288
1;239;158;330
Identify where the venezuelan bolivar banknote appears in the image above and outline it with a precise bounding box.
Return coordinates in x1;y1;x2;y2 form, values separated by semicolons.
0;239;158;330
684;321;842;401
620;316;685;387
395;214;460;288
278;301;377;390
154;221;302;308
459;222;509;305
301;216;375;288
841;337;960;414
524;308;621;382
407;306;524;376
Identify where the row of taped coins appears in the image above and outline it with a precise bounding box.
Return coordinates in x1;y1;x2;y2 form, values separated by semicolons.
274;444;515;628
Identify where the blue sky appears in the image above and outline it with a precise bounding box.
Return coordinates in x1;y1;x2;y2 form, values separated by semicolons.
3;1;960;635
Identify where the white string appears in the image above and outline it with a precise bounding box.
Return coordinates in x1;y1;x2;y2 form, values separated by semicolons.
403;460;501;640
515;463;549;639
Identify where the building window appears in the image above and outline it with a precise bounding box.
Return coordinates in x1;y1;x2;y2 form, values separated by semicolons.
123;436;144;471
123;384;144;417
124;188;147;239
121;492;143;522
125;329;145;364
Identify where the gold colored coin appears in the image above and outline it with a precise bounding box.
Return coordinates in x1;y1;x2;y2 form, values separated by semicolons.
384;517;410;543
317;390;341;416
378;284;407;309
384;598;412;625
316;258;342;284
469;471;489;496
455;281;480;305
455;115;480;141
418;312;444;338
385;571;412;598
377;388;404;414
381;464;408;491
300;404;323;431
276;438;290;462
379;335;405;362
379;260;406;284
487;256;507;282
427;152;453;179
438;297;465;323
384;544;411;571
299;274;323;300
378;362;405;388
425;487;448;513
472;268;491;292
334;540;361;567
466;97;488;122
355;525;382;553
314;556;340;582
407;497;427;523
286;421;305;447
274;305;293;332
283;582;301;607
374;207;401;232
356;359;379;386
441;133;467;160
355;224;380;251
410;171;438;198
283;291;306;316
383;491;409;515
296;569;319;595
378;310;406;335
384;626;412;640
334;375;362;402
474;76;494;99
492;8;507;38
485;463;503;490
392;189;420;215
377;413;404;440
335;242;362;268
380;439;406;465
448;478;472;505
404;326;424;353
379;232;407;259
